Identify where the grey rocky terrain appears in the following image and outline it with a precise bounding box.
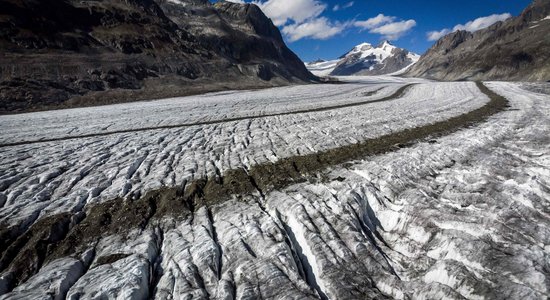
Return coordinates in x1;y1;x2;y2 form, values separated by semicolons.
406;0;550;81
0;0;316;114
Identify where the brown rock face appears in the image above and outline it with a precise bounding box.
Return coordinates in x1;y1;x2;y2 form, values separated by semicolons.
406;0;550;81
0;0;316;113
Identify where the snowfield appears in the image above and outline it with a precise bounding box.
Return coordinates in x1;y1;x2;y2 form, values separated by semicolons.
0;78;549;299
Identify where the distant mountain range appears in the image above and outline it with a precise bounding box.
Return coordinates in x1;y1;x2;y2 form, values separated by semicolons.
0;0;315;113
406;0;550;81
306;41;420;77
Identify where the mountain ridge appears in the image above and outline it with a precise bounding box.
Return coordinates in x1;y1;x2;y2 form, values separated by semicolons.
405;0;550;81
0;0;316;114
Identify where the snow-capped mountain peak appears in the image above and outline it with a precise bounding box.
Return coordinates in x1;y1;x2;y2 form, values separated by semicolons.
344;40;397;61
378;40;398;52
347;42;373;54
307;41;419;76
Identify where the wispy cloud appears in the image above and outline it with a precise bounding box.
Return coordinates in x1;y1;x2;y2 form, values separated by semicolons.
253;0;326;26
426;29;450;41
354;14;416;40
250;0;352;41
453;13;511;31
282;17;350;41
427;13;512;41
354;14;395;30
368;20;417;40
333;1;354;11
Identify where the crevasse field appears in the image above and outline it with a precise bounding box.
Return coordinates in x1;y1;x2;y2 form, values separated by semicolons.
0;77;549;299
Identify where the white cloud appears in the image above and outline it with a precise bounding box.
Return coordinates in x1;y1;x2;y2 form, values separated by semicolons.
453;13;511;31
369;19;417;40
333;1;354;11
354;14;396;30
426;13;511;41
354;14;416;40
426;29;450;41
250;0;353;42
282;17;349;41
230;0;416;42
253;0;327;26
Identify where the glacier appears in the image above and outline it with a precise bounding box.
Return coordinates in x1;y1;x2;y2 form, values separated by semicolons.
0;78;548;299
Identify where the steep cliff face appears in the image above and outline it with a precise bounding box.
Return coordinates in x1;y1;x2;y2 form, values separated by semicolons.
157;0;313;81
406;0;550;81
0;0;315;113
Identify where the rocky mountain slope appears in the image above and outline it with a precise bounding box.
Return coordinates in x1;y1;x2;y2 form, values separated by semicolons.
306;41;420;76
0;0;316;113
406;0;550;81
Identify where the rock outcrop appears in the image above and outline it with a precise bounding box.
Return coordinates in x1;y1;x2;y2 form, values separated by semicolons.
406;0;550;81
0;0;316;113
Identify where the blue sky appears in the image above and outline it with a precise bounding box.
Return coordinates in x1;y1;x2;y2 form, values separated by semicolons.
221;0;532;61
